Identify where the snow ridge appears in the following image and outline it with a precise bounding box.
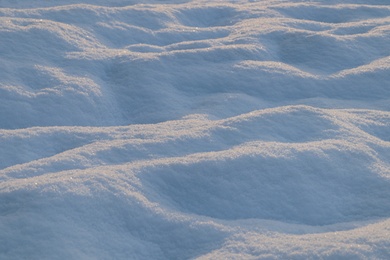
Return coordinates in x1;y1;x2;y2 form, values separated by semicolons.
1;1;389;128
1;1;390;259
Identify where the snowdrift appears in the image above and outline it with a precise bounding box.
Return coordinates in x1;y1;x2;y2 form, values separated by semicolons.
1;1;389;259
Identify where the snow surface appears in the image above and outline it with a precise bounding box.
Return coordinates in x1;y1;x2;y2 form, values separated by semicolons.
1;0;390;259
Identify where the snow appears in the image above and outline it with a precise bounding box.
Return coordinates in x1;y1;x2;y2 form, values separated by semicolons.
1;0;390;259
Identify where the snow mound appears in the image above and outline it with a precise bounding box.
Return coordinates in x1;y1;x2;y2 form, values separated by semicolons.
1;1;390;259
1;1;390;128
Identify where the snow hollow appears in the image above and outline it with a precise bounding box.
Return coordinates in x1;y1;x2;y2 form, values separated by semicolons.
1;0;390;259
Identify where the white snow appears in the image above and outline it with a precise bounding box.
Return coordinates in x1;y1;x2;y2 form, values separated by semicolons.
1;0;390;259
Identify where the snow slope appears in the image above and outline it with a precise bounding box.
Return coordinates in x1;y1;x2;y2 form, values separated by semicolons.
1;0;390;259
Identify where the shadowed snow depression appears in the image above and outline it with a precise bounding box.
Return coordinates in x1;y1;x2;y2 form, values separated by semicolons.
1;0;390;259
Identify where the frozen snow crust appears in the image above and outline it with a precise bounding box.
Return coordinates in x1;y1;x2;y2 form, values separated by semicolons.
1;0;390;259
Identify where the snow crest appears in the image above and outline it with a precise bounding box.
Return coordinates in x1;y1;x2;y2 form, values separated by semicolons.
1;1;390;259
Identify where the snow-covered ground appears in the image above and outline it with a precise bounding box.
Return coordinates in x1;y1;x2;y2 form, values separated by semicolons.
1;0;390;259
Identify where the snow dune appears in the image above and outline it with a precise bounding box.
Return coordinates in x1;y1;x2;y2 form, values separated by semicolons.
1;1;390;259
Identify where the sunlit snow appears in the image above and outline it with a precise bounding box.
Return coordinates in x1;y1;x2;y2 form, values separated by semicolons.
1;0;390;259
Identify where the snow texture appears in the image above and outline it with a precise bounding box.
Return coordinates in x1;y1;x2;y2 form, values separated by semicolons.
1;0;390;259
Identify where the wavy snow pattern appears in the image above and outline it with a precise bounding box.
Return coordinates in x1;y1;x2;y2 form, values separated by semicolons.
0;1;390;259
